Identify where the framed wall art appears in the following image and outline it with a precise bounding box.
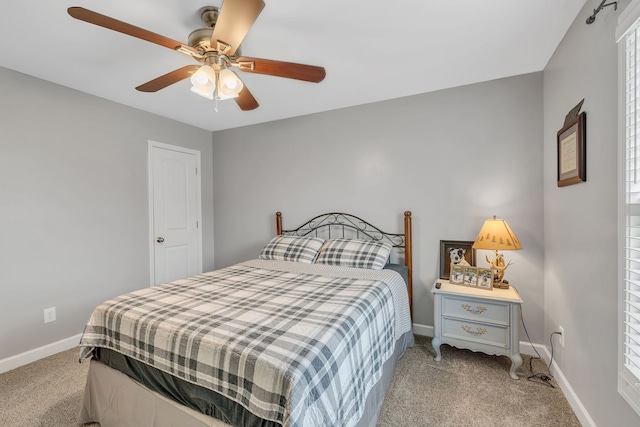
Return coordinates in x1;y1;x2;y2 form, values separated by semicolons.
439;240;476;280
557;111;586;187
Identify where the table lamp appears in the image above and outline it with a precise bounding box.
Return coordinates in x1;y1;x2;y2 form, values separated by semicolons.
472;216;522;289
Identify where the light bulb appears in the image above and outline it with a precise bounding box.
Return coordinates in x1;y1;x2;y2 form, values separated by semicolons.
194;73;209;86
190;66;216;99
223;78;238;90
217;69;243;99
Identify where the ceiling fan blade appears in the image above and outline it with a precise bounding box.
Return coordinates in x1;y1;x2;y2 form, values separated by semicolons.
236;57;326;83
67;7;200;57
211;0;265;56
235;84;259;111
136;65;201;92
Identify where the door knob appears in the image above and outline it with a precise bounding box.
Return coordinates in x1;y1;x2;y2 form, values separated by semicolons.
156;237;165;243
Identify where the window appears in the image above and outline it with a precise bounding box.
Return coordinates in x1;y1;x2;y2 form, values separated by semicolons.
618;0;640;415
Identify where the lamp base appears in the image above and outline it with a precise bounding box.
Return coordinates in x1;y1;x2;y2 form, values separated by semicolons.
486;250;513;289
493;279;510;289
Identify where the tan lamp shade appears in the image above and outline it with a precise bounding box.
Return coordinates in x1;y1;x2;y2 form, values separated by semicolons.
473;216;522;251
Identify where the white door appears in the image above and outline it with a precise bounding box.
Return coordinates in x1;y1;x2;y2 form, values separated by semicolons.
149;141;202;285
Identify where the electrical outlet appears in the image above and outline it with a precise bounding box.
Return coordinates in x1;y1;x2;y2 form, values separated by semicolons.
43;307;56;324
558;325;565;348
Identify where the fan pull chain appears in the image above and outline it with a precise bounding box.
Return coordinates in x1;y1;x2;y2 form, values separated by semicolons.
215;96;219;113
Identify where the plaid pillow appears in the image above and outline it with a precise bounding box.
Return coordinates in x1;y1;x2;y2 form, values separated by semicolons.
259;235;325;263
315;238;392;270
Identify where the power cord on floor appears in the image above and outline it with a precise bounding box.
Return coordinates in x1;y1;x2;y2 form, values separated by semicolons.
517;297;559;388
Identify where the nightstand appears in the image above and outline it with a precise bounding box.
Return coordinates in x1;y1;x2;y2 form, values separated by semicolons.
431;280;523;379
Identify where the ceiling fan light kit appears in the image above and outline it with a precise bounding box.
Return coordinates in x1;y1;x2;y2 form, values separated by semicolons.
189;64;244;101
190;65;217;100
217;68;244;100
67;0;326;112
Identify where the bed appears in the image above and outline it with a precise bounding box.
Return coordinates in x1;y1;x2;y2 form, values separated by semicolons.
78;211;414;427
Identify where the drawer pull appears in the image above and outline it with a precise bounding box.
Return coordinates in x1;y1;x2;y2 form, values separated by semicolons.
461;303;487;314
461;325;487;335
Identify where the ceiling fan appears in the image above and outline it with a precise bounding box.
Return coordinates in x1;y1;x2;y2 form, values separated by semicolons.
67;1;326;111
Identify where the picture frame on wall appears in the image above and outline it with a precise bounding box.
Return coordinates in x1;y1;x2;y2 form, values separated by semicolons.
557;111;586;187
439;240;476;279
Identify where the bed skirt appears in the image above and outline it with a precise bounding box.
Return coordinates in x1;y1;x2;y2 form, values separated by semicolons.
79;331;414;427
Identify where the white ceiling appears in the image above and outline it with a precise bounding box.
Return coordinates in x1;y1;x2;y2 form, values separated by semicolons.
0;0;588;132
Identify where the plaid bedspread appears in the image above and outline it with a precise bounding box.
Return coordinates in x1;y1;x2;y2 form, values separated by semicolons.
79;259;412;427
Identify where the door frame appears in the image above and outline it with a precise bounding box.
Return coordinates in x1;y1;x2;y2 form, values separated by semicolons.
148;140;203;286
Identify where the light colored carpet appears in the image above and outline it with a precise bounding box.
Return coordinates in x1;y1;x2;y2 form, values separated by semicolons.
0;348;91;426
377;335;581;427
0;335;580;426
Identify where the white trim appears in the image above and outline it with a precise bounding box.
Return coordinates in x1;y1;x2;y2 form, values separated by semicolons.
543;346;598;427
617;17;640;417
148;140;203;286
412;323;433;337
0;334;82;374
616;0;640;42
0;329;585;427
148;141;155;286
0;331;596;427
519;340;547;358
413;325;594;424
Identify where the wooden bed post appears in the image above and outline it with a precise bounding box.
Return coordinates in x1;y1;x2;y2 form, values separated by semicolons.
404;211;413;320
276;212;283;235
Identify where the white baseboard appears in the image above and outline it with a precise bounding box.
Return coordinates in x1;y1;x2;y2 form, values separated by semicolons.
413;324;594;426
519;340;548;358
0;334;82;374
412;322;433;337
542;346;597;427
0;327;598;427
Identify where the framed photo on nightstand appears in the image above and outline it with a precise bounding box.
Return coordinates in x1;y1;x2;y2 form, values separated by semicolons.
451;265;465;284
448;266;494;291
439;240;476;279
477;268;494;290
463;267;477;286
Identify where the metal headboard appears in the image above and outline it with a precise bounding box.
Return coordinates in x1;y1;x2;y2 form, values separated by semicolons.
275;211;413;318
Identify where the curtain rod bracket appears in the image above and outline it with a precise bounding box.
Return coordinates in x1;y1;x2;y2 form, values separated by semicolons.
586;0;617;24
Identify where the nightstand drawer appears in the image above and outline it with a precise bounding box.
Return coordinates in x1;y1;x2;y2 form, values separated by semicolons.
442;295;510;325
442;317;509;349
432;280;523;379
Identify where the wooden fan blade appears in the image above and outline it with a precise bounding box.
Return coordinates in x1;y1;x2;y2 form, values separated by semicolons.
136;65;200;92
67;7;199;57
211;0;265;56
235;84;259;111
236;57;326;83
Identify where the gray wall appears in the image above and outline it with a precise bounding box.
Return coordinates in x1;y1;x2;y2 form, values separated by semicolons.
0;66;214;360
543;0;640;425
212;73;545;338
5;2;637;421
